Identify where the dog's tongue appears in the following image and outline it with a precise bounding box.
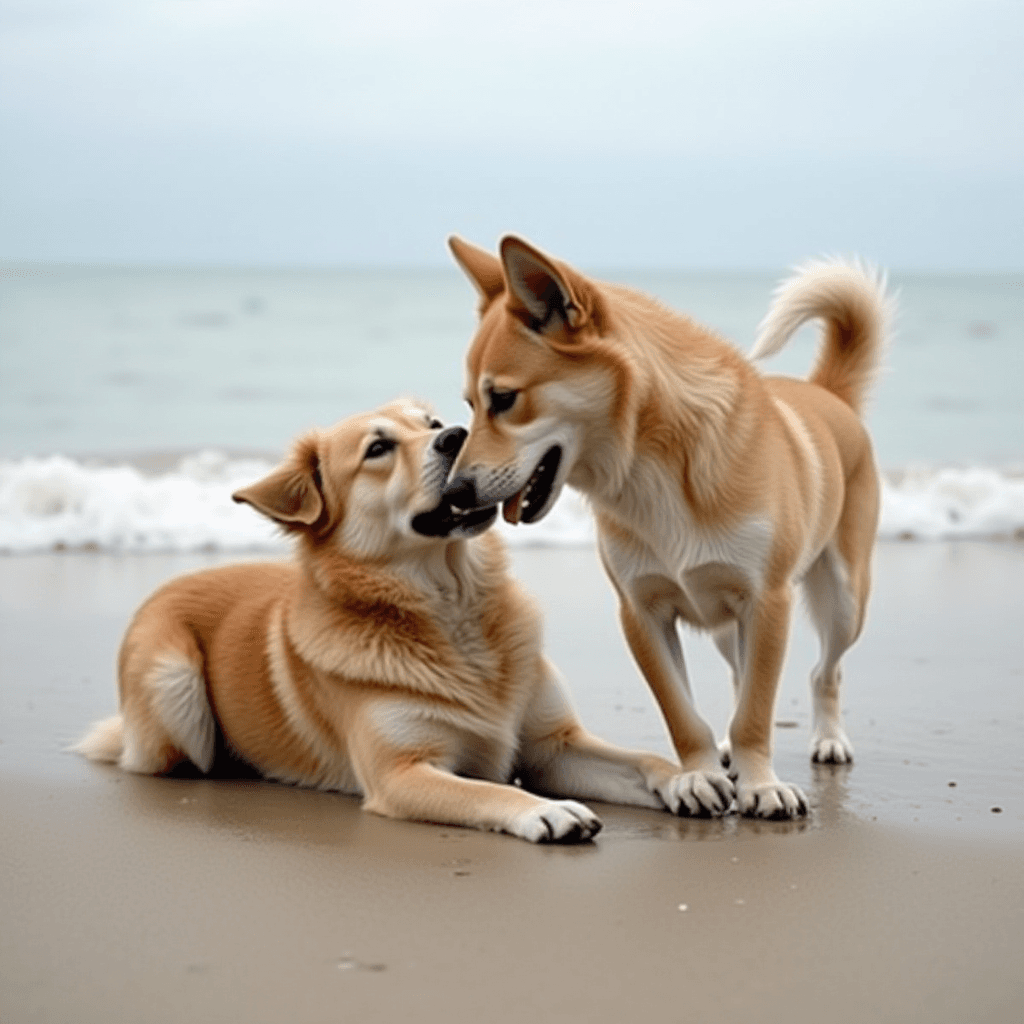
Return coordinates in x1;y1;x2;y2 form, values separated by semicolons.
502;488;525;525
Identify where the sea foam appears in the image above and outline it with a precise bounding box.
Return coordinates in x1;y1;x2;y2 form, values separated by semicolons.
0;452;281;554
1;454;1022;554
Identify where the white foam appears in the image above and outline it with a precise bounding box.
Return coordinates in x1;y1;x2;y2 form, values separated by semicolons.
878;466;1024;541
0;452;283;553
2;455;1023;554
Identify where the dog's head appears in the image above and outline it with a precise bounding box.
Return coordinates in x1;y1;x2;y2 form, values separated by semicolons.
233;400;497;560
443;235;622;526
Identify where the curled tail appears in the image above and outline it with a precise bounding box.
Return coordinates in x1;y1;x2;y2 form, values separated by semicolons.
751;258;894;415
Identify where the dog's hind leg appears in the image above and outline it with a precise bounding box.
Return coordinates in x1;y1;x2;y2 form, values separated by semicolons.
111;619;217;775
804;455;878;765
116;652;216;774
803;546;866;765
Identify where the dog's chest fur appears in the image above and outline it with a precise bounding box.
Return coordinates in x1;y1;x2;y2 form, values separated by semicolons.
375;572;541;783
596;456;774;627
424;580;503;681
445;610;499;678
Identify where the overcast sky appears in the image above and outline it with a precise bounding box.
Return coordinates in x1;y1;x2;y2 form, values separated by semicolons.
1;0;1021;270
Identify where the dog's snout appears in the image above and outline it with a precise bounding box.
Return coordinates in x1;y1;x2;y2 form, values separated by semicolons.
443;474;478;510
433;426;467;457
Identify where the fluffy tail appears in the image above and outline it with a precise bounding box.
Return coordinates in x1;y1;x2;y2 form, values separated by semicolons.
751;258;894;414
69;714;124;763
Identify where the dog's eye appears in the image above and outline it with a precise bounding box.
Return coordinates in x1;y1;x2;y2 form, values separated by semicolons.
489;390;517;416
429;418;444;430
364;438;396;460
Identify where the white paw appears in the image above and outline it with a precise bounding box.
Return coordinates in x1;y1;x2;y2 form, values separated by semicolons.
717;738;732;768
811;732;854;764
512;800;602;843
736;781;808;819
660;770;735;817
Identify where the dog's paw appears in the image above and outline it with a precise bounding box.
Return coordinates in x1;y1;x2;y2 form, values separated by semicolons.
810;733;854;764
717;739;732;768
512;800;603;843
736;781;808;819
660;770;735;817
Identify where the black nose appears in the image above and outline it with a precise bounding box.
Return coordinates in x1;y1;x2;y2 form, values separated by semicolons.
433;425;467;456
443;475;478;510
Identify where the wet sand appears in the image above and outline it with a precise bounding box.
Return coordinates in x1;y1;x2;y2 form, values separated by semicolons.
1;542;1022;1023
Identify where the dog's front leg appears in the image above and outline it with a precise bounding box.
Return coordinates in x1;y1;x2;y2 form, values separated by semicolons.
728;587;809;819
516;663;694;813
364;760;603;843
350;711;602;843
618;599;735;816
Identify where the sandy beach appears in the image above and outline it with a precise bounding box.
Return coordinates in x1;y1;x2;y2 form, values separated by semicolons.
1;541;1022;1023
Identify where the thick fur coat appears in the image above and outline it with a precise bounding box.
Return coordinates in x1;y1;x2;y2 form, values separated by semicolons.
75;401;703;840
443;237;892;819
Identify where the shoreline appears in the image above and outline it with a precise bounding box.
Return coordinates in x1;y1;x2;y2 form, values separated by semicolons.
1;541;1022;1021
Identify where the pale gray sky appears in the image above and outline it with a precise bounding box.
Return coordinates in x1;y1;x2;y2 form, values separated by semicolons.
2;0;1021;269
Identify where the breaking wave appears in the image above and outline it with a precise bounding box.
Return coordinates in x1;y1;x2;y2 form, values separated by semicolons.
1;453;1022;554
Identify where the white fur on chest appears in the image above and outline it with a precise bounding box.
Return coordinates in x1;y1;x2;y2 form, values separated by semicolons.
596;459;773;595
406;562;501;680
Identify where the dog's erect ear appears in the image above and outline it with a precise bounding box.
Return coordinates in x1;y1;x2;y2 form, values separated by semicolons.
232;439;324;529
499;236;588;333
448;236;505;306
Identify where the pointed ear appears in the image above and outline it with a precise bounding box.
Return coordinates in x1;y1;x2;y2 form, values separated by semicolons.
448;235;505;306
232;439;325;529
499;236;588;333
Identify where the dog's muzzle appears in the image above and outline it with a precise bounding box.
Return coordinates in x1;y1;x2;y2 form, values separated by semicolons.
410;428;498;539
442;445;563;526
433;426;468;459
443;474;479;511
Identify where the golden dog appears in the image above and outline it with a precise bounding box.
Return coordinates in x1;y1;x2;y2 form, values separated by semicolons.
443;237;892;819
74;400;703;841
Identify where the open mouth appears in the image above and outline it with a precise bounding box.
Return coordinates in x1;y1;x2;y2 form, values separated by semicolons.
411;502;498;539
502;446;562;525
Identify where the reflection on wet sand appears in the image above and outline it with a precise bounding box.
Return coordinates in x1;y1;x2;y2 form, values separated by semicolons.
110;759;830;850
112;769;366;850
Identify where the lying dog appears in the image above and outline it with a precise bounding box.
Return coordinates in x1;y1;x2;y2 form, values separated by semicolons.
74;400;703;841
443;237;892;820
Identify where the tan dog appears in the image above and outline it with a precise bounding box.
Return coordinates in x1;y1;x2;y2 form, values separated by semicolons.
443;237;892;820
74;400;703;842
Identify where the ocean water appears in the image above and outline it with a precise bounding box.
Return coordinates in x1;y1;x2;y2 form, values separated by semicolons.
1;263;1022;553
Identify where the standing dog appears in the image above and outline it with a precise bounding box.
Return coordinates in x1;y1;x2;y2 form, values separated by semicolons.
74;401;704;842
443;237;892;820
